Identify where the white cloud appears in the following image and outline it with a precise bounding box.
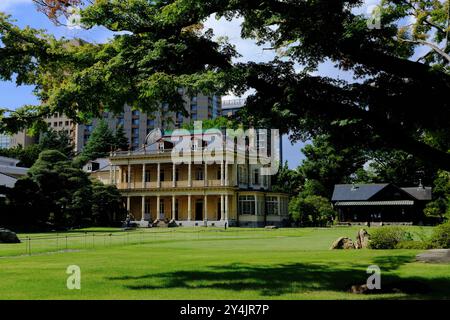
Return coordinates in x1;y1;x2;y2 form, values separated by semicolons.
0;0;33;12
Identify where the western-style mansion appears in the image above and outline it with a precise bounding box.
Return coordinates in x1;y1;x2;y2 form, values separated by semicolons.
94;130;289;227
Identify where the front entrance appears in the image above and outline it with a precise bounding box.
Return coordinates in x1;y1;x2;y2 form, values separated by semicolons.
195;200;203;221
159;200;165;220
217;200;222;221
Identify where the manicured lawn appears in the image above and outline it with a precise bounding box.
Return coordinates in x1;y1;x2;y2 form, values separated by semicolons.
0;226;449;300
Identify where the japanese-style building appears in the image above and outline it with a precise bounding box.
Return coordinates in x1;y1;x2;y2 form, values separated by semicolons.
331;183;432;224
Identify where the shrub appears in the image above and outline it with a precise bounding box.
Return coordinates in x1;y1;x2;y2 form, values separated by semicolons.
369;227;412;249
288;195;335;227
428;222;450;249
395;240;427;250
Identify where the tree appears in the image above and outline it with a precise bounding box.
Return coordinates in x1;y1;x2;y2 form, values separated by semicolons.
0;128;74;167
77;120;116;164
424;170;450;221
289;195;335;227
2;149;125;230
39;129;74;158
0;144;42;168
24;149;93;228
299;135;368;198
91;180;126;226
114;125;129;151
1;0;449;170
363;149;438;187
271;161;302;196
181;116;241;131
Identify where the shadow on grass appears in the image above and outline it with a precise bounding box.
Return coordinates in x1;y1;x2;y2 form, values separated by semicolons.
107;254;450;298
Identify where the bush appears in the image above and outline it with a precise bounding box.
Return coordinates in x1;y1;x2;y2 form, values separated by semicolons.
288;195;335;227
369;227;412;249
428;222;450;249
395;240;427;250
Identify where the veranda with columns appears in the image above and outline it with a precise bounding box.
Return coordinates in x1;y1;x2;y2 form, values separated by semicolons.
109;148;241;226
107;143;289;227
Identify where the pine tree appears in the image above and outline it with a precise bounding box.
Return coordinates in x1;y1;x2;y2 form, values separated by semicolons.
78;120;116;163
114;125;129;151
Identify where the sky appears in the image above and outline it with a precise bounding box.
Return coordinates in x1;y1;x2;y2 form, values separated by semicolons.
0;0;380;169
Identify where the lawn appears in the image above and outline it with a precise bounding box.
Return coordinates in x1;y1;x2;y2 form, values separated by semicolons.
0;226;449;300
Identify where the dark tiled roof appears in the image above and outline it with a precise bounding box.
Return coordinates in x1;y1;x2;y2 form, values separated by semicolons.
331;184;389;201
402;187;432;201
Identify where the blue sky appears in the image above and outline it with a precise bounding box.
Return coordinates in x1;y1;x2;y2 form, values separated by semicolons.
0;0;378;169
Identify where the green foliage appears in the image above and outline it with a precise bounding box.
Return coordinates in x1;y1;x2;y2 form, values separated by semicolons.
181;116;240;131
91;180;126;226
271;161;302;195
1;0;450;171
425;170;450;220
0;129;74;167
0;144;41;168
395;240;427;250
26;150;92;228
364;149;437;186
289;195;335;227
2;149;124;229
428;222;450;249
114;125;129;151
298;135;367;198
369;227;413;249
39;129;74;158
77;120;118;164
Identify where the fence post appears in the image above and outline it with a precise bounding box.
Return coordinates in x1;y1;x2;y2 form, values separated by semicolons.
27;236;31;256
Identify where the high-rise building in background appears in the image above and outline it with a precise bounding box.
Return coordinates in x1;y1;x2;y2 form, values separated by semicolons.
73;93;221;152
0;135;11;149
4;93;221;153
8;131;37;149
222;98;246;118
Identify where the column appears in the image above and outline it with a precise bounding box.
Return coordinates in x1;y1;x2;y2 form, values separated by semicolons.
141;196;145;220
172;195;176;220
172;164;176;187
157;163;161;188
126;196;130;212
254;195;258;216
220;195;225;221
113;165;117;184
127;164;131;188
204;163;208;187
188;163;192;187
277;196;281;216
109;164;113;184
204;195;208;221
225;195;229;221
142;163;146;188
156;195;160;220
188;194;192;221
234;162;238;186
225;161;229;186
220;162;224;186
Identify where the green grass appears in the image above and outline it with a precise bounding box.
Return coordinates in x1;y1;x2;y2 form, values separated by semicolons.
0;226;449;300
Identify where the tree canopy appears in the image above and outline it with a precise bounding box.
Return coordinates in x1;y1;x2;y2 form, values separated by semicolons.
1;0;449;169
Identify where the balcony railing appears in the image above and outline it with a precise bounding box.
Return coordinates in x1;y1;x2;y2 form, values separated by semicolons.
115;179;227;189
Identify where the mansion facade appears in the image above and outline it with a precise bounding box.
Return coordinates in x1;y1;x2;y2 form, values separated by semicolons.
103;130;289;228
